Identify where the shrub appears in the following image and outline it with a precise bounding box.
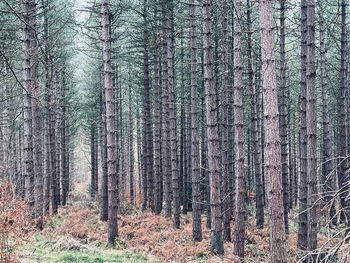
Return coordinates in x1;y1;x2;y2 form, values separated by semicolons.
0;179;36;262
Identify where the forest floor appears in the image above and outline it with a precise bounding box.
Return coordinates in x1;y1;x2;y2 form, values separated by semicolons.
17;184;348;263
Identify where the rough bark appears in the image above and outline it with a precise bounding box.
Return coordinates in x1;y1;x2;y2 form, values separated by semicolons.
101;0;118;243
203;0;223;254
22;0;35;217
100;84;108;221
161;2;172;217
279;1;289;234
221;0;231;242
259;0;287;261
165;0;180;228
338;0;350;228
306;0;317;254
319;1;336;224
190;0;202;242
233;0;246;259
298;0;308;250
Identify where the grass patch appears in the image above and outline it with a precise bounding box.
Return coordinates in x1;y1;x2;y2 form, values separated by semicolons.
18;233;147;263
59;251;147;263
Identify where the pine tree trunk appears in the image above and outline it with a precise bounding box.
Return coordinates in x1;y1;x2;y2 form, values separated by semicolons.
22;0;35;217
190;0;202;241
165;0;180;228
297;0;308;250
61;73;68;207
142;0;154;211
259;0;286;261
279;1;289;234
319;1;336;224
128;71;135;205
180;40;186;213
338;0;349;229
202;0;223;254
101;0;118;243
306;0;317;253
100;85;108;221
233;0;245;258
221;0;231;242
153;38;162;213
161;1;172;218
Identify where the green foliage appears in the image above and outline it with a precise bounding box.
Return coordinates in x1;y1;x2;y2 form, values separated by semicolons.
59;251;147;263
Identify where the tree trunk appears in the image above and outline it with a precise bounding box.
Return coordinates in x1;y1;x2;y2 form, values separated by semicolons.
247;0;264;230
101;0;118;243
190;0;202;242
202;0;223;254
153;38;162;214
279;1;289;234
259;0;287;261
306;0;317;254
165;0;180;228
233;0;246;259
297;0;308;250
100;84;108;221
221;0;231;242
319;1;336;225
22;0;35;217
338;0;349;229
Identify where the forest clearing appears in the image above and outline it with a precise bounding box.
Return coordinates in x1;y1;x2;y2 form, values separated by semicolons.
2;0;350;262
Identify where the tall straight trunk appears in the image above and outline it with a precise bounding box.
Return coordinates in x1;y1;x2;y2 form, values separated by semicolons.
186;103;192;212
221;0;231;242
100;85;108;221
153;40;162;214
259;0;286;262
165;0;180;228
128;72;135;205
319;1;336;224
228;7;235;217
248;0;263;230
180;40;186;213
279;1;289;234
61;73;68;206
94;121;98;196
29;0;43;224
55;85;61;207
293;125;298;206
233;0;245;259
202;0;223;254
306;0;317;253
22;0;35;216
288;108;293;210
201;92;210;229
1;67;11;180
136;106;142;196
338;0;349;228
161;1;171;218
91;122;97;198
142;0;154;211
190;0;202;242
298;0;308;250
101;0;118;243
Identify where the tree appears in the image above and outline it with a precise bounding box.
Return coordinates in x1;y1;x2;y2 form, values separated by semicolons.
305;0;317;254
298;0;308;250
101;0;118;243
22;0;35;217
279;0;289;234
259;0;286;261
189;0;202;242
202;0;224;255
233;0;246;259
